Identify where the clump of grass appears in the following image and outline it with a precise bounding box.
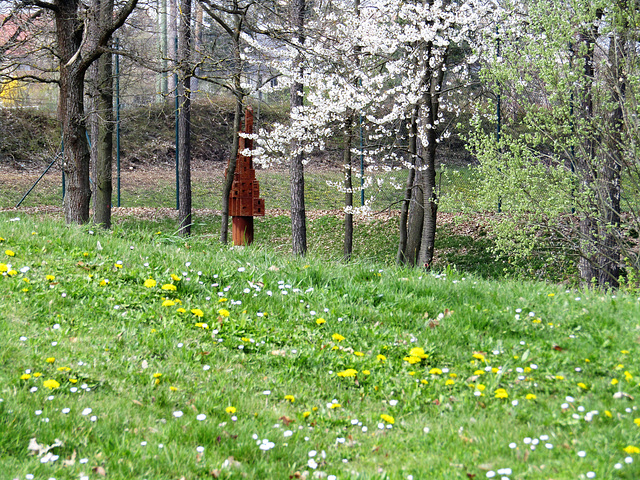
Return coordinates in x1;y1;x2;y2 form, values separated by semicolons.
0;214;639;479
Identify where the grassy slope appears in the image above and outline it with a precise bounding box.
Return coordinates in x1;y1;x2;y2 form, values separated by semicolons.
1;214;639;479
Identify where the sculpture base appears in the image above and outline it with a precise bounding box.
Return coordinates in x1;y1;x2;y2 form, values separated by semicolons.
232;216;254;246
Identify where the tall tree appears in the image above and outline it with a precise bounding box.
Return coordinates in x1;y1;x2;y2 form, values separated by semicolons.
4;0;138;224
177;0;193;235
88;0;116;228
469;0;639;287
289;0;307;255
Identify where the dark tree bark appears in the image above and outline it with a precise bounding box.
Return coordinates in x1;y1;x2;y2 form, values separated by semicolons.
344;114;354;261
417;54;447;269
57;0;90;224
177;0;192;236
290;0;307;256
397;106;419;265
89;0;115;229
596;28;625;287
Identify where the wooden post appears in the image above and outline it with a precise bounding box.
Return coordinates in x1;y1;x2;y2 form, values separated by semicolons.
228;107;265;245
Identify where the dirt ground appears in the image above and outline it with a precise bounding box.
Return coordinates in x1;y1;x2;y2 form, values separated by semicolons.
0;160;492;240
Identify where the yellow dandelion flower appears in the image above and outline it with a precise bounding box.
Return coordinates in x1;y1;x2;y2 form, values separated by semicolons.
547;293;555;297
577;382;588;390
170;386;178;392
624;446;640;454
218;297;228;303
332;333;345;342
46;275;55;282
303;411;311;418
162;299;176;307
445;379;455;386
420;379;428;385
605;410;612;418
33;372;41;378
5;249;15;257
362;370;370;375
284;395;295;402
429;368;443;375
409;347;428;359
331;346;339;351
526;393;537;400
225;406;236;414
161;284;177;291
144;279;157;288
408;371;416;376
354;351;364;357
69;378;77;383
329;403;341;409
611;379;619;385
316;318;326;325
449;373;457;378
191;308;204;317
625;371;633;382
524;367;532;373
403;356;422;364
0;263;7;272
494;388;508;399
622;350;630;354
171;274;181;281
380;414;395;424
218;308;230;317
476;384;486;391
176;308;186;313
56;367;71;372
377;354;387;362
153;373;162;378
46;357;55;364
472;353;485;362
99;279;108;286
474;370;486;375
616;364;625;370
114;263;123;269
555;375;564;380
337;369;358;378
634;418;640;426
194;322;209;329
20;374;31;380
43;379;60;390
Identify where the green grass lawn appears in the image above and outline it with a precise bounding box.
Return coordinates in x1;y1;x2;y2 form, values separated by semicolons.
1;214;640;479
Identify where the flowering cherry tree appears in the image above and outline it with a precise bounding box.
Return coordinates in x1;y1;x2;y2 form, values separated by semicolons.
252;0;497;264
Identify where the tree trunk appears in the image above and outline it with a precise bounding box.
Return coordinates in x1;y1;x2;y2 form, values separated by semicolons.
344;114;353;261
417;57;447;269
290;0;307;256
418;125;438;269
177;0;192;236
596;30;625;287
168;0;178;92
159;0;168;96
397;106;419;265
576;23;599;285
57;0;91;224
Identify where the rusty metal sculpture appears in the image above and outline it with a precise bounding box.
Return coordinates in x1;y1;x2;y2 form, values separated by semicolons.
228;107;265;246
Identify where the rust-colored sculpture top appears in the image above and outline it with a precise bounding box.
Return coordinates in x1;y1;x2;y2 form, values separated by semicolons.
229;107;264;245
